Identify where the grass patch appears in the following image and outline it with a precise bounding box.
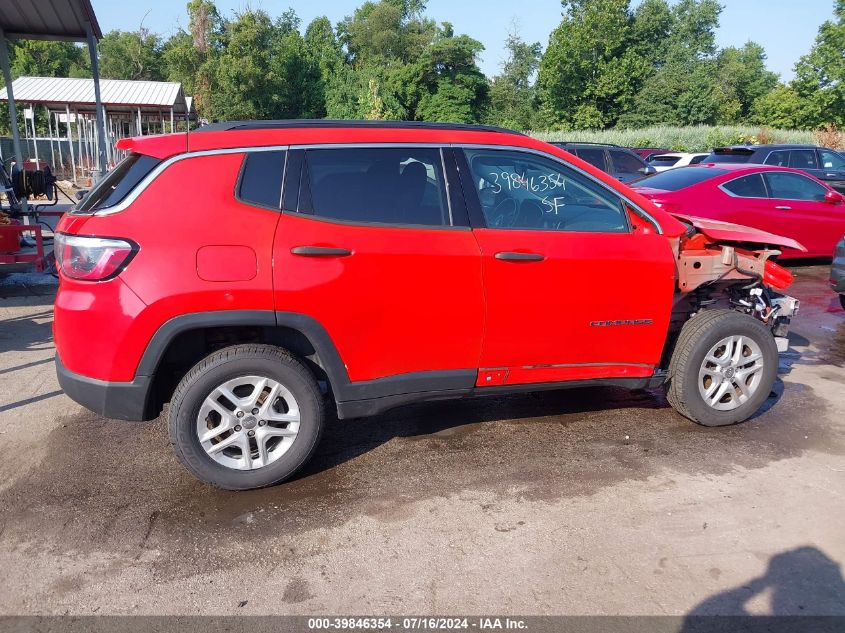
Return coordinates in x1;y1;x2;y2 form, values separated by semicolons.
529;125;815;152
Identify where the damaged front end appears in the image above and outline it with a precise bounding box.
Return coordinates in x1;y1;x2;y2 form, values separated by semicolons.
669;216;802;353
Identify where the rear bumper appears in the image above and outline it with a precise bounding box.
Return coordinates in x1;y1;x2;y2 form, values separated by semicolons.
831;239;845;294
56;354;152;421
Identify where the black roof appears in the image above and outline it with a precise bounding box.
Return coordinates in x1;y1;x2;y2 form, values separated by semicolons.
194;119;525;136
551;141;622;148
712;144;822;152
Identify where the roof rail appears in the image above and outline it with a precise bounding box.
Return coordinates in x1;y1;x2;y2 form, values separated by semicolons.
193;119;526;136
552;141;621;148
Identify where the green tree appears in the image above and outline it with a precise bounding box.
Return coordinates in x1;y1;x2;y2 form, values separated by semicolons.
304;16;346;118
487;26;542;130
10;40;87;78
714;42;778;123
619;0;722;127
402;24;488;123
98;28;164;80
751;84;814;129
203;8;323;121
791;0;845;126
538;0;647;129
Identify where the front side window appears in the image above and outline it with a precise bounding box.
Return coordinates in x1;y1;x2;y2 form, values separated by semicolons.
301;147;449;226
820;150;845;170
764;172;827;202
722;174;767;198
789;150;819;170
609;149;646;175
238;151;286;209
464;149;628;233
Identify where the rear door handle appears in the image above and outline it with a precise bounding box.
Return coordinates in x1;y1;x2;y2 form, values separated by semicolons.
291;246;352;257
774;206;792;211
494;252;545;262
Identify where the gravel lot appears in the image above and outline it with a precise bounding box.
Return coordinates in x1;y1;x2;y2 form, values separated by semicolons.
0;265;843;616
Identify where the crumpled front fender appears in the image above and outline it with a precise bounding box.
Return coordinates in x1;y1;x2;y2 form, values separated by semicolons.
672;213;807;253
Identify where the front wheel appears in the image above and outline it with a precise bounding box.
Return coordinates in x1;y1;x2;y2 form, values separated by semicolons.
666;310;779;427
168;344;324;490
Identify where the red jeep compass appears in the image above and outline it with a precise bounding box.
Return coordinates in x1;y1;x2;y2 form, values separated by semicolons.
54;120;801;490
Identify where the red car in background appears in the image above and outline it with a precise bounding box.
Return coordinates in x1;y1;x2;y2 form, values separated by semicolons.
633;164;845;258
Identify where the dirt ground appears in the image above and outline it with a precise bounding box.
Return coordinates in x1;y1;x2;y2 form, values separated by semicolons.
0;265;843;616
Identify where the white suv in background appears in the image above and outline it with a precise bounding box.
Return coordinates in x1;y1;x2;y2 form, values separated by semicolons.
648;152;710;172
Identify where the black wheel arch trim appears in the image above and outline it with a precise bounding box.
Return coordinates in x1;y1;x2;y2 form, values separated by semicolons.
135;309;477;410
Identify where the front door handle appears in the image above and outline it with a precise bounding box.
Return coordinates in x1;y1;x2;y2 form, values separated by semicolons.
774;205;792;211
291;246;353;257
494;252;545;262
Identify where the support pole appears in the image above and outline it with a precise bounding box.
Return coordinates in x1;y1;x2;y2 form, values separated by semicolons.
47;105;56;169
55;112;64;173
85;21;107;181
0;26;26;213
0;30;22;163
170;107;174;133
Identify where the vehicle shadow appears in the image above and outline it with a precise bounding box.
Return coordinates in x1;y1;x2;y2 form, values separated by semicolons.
295;385;668;481
679;546;845;627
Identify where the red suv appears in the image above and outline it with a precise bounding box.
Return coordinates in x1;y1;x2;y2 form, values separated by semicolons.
54;121;801;490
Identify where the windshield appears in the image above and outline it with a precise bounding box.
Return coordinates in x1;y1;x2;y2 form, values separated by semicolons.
635;167;727;191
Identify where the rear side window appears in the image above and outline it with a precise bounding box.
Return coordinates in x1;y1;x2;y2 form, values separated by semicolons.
574;148;608;172
237;151;286;209
74;153;160;213
789;150;819;170
764;150;790;167
609;149;646;175
301;147;450;226
637;167;727;191
722;174;767;198
689;155;708;165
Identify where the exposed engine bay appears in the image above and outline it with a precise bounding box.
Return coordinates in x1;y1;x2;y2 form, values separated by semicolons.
669;216;802;353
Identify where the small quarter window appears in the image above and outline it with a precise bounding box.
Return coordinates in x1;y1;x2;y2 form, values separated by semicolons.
74;153;161;213
237;151;286;209
723;174;767;198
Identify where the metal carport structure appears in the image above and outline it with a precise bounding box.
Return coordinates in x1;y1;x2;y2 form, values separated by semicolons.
1;76;194;182
0;0;105;212
0;0;103;266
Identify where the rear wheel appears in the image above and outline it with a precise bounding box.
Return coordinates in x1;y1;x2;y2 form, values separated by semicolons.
840;294;845;311
168;344;324;490
667;310;778;427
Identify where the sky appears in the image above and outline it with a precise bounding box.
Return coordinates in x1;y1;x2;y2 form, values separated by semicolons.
89;0;835;81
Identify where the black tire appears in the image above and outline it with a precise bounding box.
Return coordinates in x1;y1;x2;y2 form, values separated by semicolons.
168;344;324;490
840;294;845;312
666;309;778;427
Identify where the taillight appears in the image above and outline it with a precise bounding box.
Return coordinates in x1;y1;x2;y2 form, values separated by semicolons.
54;233;137;281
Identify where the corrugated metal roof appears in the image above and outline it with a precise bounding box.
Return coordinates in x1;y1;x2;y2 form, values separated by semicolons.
0;76;190;113
0;0;102;41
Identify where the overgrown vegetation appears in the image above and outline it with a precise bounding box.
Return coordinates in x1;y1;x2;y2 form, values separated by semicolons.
1;0;844;138
532;126;815;152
